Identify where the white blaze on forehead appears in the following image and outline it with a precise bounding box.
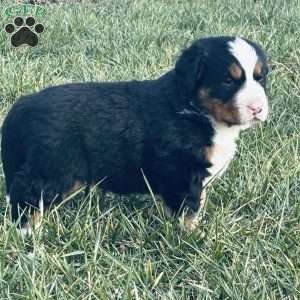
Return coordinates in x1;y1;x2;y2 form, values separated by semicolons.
228;38;268;124
228;38;258;79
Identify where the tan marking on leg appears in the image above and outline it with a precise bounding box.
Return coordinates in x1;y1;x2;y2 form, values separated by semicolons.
200;190;207;209
159;186;207;231
19;193;44;237
20;209;43;237
63;181;85;199
32;211;42;228
183;190;207;231
183;213;197;231
205;146;214;161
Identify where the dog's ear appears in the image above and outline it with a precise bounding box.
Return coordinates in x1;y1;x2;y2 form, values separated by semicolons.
175;43;207;96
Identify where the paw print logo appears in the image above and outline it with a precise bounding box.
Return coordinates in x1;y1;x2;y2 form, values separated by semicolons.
4;16;44;47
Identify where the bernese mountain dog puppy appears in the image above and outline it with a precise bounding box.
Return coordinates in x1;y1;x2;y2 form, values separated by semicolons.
1;36;269;234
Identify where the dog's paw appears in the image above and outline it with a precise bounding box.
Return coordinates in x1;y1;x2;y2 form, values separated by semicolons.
18;212;43;238
19;223;33;237
179;210;201;231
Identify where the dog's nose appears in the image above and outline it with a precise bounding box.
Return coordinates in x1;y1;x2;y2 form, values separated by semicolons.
248;103;263;115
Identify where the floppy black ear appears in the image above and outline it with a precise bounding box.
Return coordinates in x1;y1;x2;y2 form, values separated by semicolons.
175;43;207;96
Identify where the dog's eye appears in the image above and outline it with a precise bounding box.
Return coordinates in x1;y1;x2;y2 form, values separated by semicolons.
254;74;263;82
224;76;235;85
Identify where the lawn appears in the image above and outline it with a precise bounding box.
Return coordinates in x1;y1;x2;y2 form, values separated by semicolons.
0;0;299;299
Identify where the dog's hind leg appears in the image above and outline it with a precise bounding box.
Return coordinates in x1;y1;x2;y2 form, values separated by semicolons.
9;165;88;236
9;170;40;235
9;166;61;236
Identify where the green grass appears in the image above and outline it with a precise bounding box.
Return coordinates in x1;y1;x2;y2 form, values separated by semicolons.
0;0;300;299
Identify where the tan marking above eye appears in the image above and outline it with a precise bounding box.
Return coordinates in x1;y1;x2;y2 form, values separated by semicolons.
229;63;242;80
254;59;263;77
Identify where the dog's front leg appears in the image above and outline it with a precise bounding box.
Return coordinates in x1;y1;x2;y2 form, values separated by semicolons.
161;171;206;231
180;172;206;230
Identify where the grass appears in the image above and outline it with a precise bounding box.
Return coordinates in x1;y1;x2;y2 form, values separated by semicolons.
0;0;300;299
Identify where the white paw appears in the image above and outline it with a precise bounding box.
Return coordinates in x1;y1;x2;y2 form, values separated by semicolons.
185;215;200;231
18;223;33;237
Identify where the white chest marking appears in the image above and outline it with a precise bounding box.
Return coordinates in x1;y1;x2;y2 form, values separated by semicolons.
203;124;240;187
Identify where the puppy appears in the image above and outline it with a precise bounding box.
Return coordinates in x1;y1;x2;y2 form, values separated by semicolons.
1;36;269;233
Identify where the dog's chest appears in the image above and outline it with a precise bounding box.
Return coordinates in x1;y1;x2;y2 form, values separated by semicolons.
203;124;240;187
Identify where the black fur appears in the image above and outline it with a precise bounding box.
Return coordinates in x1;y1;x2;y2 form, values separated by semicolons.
1;36;268;225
